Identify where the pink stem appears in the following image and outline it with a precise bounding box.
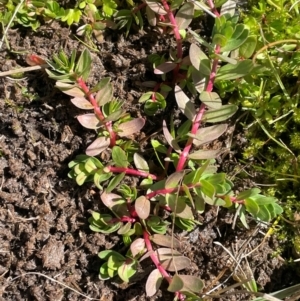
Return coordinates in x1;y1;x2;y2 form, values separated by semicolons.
77;78;117;146
207;0;220;17
107;166;158;180
143;231;171;280
176;104;206;171
160;0;182;59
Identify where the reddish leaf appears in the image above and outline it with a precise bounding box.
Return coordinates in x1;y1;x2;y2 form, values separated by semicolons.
188;149;222;160
175;3;194;30
146;269;163;297
151;234;181;249
145;0;167;15
86;137;110;156
154;62;177;75
135;196;150;219
191;124;228;146
179;275;204;293
77;114;101;129
130;238;146;257
175;85;196;121
162;120;181;152
161;256;191;272
101;192;130;217
71;97;94;110
133;153;149;172
118;118;145;137
165;172;184;189
55;81;85;97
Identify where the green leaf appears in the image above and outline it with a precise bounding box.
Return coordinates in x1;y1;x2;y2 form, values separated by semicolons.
200;179;215;198
215;60;253;82
236;188;261;200
213;33;227;47
203;104;238;123
118;260;137;282
189;44;211;76
167;274;184;292
220;25;249;52
179;275;204;293
239;35;257;58
99;250;125;261
112;146;128;167
106;173;125;193
245;198;259;216
199;91;222;109
256;205;271;222
75;49;92;80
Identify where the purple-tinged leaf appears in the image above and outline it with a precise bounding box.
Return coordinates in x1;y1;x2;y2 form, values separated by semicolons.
154;62;177;75
77;114;101;129
192;69;207;93
188;149;222;160
203;104;238;123
134;153;149;172
161;256;191;272
130;238;146;258
145;0;167;15
135;196;150;220
71;97;94;110
117;222;132;235
167;275;184;292
174;85;196;121
162;120;181;152
189;44;211;76
165;171;184;189
199;91;222;109
151;234;181;249
179;275;204;293
191;124;228;146
118;118;145;137
146;269;163;297
86;137;110;156
175;3;194;30
166;194;194;219
101;191;130;217
95;78;113;106
146;6;157;26
55;82;85;97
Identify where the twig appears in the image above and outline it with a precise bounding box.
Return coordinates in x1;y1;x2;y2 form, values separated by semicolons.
0;64;48;77
0;0;25;50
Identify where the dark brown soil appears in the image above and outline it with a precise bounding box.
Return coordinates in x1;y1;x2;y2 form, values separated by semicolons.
0;14;299;301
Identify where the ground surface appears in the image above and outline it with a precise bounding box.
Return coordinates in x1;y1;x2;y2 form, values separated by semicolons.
0;10;299;301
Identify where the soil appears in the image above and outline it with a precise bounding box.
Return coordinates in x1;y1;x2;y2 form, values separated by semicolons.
0;7;300;301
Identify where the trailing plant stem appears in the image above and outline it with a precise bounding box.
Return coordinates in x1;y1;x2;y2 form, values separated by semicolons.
77;78;117;146
176;103;206;171
160;0;183;59
107;166;158;180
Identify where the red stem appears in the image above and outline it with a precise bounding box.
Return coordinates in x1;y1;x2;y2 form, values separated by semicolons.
176;103;206;171
143;231;171;280
77;78;117;146
107;166;158;180
160;0;182;59
207;0;220;17
132;2;147;13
